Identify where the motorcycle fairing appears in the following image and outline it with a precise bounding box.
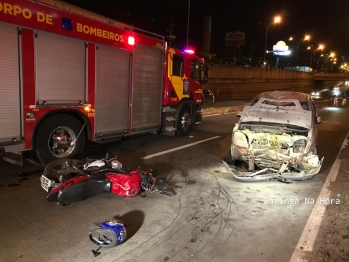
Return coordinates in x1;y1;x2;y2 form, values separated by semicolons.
48;175;111;204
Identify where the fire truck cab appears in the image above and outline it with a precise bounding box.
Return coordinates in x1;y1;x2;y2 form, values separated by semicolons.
0;0;207;165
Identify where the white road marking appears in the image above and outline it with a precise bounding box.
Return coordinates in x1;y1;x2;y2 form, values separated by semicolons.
290;132;349;262
141;136;221;160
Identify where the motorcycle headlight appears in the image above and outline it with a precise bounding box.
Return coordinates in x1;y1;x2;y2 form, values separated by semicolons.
293;139;307;153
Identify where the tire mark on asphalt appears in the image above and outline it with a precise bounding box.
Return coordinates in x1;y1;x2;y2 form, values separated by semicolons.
112;185;188;261
167;157;239;261
112;153;238;261
111;178;206;262
196;158;238;261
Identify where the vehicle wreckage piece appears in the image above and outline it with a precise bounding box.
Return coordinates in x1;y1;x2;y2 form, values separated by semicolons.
226;91;324;182
222;159;323;182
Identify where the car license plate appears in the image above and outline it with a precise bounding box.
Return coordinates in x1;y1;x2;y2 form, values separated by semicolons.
40;175;52;192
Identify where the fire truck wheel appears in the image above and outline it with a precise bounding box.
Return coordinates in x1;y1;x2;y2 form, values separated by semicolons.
176;106;193;137
35;114;86;165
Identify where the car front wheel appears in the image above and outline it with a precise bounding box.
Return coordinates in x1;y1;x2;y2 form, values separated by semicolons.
226;148;235;164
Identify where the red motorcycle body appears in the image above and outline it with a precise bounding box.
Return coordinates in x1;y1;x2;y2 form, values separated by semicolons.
41;158;170;205
46;170;143;204
106;171;141;198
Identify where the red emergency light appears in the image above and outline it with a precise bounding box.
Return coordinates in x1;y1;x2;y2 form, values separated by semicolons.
184;48;195;54
128;36;135;45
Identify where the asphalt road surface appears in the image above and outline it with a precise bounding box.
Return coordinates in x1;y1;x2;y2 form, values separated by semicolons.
0;99;348;262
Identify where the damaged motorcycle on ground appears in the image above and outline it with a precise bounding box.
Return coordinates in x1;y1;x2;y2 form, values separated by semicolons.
39;154;172;206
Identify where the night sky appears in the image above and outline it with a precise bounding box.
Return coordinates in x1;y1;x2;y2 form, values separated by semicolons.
64;0;349;66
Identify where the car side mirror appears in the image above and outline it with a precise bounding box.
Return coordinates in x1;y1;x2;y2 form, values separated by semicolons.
236;111;242;117
316;116;321;124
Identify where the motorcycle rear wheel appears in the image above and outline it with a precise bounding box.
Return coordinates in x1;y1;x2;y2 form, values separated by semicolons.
44;158;86;183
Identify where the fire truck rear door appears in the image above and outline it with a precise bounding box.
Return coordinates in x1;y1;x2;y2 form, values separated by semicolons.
0;23;21;144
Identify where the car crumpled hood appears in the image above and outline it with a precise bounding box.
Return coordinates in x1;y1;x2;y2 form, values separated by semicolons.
240;106;312;130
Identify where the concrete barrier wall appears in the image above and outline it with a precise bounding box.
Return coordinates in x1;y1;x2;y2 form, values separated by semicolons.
204;64;315;100
208;64;313;80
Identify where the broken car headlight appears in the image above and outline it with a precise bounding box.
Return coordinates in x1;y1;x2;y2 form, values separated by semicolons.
233;131;249;148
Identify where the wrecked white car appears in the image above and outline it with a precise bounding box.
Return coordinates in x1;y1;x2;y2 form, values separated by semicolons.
223;91;324;182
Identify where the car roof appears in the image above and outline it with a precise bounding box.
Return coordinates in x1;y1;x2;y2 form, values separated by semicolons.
254;91;310;103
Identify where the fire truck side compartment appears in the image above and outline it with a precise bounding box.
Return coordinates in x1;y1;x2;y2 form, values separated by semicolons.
0;23;21;143
132;45;163;131
95;44;130;136
36;31;86;104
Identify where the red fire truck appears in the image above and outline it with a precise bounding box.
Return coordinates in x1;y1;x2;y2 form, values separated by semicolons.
0;0;207;165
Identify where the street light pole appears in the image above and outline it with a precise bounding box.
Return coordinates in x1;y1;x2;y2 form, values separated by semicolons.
306;45;315;69
186;0;190;47
259;16;281;67
262;23;269;65
295;42;300;68
309;44;325;70
317;58;321;71
292;34;310;68
314;44;325;72
316;44;324;71
310;49;316;69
